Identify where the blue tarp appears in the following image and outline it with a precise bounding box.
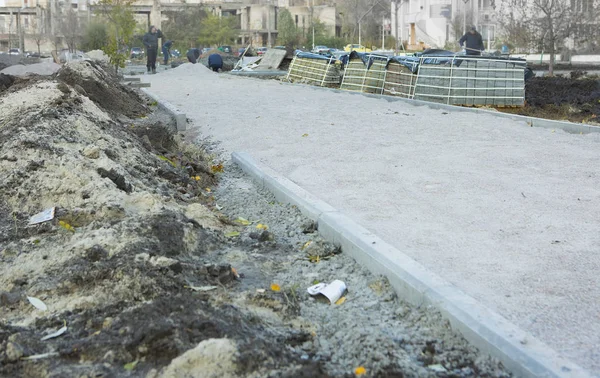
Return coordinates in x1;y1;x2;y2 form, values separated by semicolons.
387;49;528;73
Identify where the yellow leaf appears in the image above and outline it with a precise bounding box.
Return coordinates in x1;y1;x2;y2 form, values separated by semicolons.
225;231;240;238
302;133;309;137
59;221;75;232
235;217;251;226
124;360;139;371
354;366;366;376
270;283;281;292
256;223;268;230
92;330;101;336
205;188;212;193
193;175;201;181
301;241;312;250
211;164;224;173
335;296;346;305
158;155;176;167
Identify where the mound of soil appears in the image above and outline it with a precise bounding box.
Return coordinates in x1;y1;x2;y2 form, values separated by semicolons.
502;76;600;123
56;60;148;117
0;74;14;93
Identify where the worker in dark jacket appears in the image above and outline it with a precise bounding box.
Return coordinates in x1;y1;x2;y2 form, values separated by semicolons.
162;40;173;66
186;48;201;64
208;53;223;72
458;26;485;55
142;25;163;74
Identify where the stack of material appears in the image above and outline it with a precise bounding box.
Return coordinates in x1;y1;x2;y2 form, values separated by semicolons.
340;52;388;94
286;52;342;86
414;56;526;107
383;58;418;98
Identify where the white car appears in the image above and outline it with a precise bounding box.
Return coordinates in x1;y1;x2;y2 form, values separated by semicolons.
8;48;21;55
312;45;329;54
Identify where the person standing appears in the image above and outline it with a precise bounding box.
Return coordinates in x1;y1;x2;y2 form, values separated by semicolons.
458;26;485;55
208;53;223;72
142;25;164;74
162;40;173;66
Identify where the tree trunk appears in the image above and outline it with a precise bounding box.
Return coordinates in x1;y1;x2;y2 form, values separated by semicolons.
548;21;555;76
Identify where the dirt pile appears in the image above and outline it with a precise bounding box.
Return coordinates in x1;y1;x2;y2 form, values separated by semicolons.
56;60;147;117
0;60;511;377
502;76;600;124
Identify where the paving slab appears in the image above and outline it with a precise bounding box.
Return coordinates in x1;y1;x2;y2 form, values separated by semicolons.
143;63;600;375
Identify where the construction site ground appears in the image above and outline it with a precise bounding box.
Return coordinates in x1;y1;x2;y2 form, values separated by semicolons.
144;63;600;375
0;61;516;377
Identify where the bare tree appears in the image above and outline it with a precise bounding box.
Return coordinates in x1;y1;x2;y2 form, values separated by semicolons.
60;7;82;53
31;13;47;55
498;0;600;75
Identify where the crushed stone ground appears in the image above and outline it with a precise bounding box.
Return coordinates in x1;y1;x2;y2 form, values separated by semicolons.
0;60;511;377
144;63;600;375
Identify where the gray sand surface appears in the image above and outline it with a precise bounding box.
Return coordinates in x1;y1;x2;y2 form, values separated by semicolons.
144;63;600;374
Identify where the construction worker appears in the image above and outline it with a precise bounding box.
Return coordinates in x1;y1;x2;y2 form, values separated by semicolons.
162;40;173;66
208;53;223;72
458;26;484;55
142;25;164;74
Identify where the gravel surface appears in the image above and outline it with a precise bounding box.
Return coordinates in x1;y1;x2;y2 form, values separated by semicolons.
214;164;510;377
145;63;600;375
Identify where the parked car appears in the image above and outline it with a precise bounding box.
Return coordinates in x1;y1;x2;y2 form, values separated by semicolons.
218;45;232;54
343;44;372;53
130;47;144;59
256;47;268;56
170;49;180;58
236;47;246;56
274;46;287;50
202;47;212;55
8;48;21;55
311;45;329;54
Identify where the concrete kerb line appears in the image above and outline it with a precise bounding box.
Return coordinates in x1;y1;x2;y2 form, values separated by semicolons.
232;151;592;378
274;79;600;135
141;88;187;131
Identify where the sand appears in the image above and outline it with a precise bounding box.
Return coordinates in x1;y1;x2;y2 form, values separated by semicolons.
144;63;600;375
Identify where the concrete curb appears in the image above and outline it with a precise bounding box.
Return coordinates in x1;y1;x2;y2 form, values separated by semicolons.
141;88;187;131
280;80;600;135
232;151;592;378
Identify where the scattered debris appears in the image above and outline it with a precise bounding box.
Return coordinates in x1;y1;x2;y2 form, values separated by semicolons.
28;207;55;225
26;296;47;311
40;320;68;341
307;280;347;304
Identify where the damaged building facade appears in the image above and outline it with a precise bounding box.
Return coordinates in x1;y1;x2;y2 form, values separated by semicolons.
0;0;340;52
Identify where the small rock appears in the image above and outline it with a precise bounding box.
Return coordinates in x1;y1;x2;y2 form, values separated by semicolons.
258;231;274;242
428;364;447;373
0;291;22;306
102;350;115;362
302;220;317;234
102;317;113;329
85;245;108;262
82;145;101;159
135;253;150;262
5;342;24;362
141;135;153;150
287;231;295;237
149;256;179;268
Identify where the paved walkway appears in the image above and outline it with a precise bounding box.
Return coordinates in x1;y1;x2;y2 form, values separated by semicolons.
144;63;600;375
